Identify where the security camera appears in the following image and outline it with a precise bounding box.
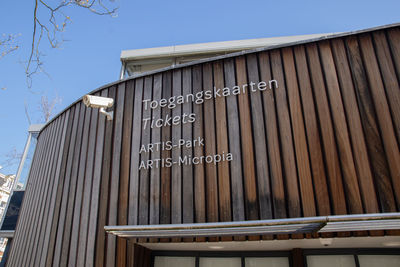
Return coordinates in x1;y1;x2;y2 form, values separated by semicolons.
83;95;114;109
83;95;114;121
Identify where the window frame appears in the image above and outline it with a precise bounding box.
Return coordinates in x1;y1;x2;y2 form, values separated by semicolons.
303;248;400;267
151;250;292;267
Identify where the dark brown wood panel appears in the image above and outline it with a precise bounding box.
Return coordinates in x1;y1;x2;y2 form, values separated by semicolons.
373;31;400;150
293;46;331;216
182;67;194;225
95;87;115;267
319;41;363;214
203;63;219;242
171;70;182;228
118;81;134;266
306;43;347;215
358;34;400;208
77;101;99;267
160;73;171;227
26;115;63;266
86;90;107;267
345;36;397;212
9;25;400;267
246;54;273;221
270;49;302;218
235;56;260;221
45;107;75;267
52;103;82;267
387;28;400;83
149;74;162;227
106;83;126;267
139;77;152;229
213;61;232;241
258;52;287;219
39;111;70;266
330;39;379;213
129;78;144;227
68;105;92;266
282;47;316;217
192;65;207;242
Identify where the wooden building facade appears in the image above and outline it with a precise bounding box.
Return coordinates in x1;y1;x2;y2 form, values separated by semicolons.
6;24;400;266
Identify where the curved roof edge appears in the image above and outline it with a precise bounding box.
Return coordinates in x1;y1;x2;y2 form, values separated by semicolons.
39;22;400;134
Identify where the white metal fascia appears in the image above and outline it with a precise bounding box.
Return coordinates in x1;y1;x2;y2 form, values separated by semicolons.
120;33;335;61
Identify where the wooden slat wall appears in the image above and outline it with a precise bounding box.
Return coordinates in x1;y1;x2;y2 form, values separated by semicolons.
8;26;400;267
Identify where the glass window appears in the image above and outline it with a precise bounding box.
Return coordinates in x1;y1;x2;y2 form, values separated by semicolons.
15;133;38;190
358;255;400;267
154;256;195;267
1;191;24;230
307;255;356;267
245;257;289;267
199;257;241;267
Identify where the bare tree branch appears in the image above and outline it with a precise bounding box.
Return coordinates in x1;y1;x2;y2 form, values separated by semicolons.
38;94;62;122
1;147;23;170
25;0;117;86
0;34;19;60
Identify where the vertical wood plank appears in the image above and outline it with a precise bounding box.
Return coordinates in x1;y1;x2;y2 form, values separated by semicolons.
359;34;400;208
117;81;134;267
76;101;99;267
160;73;171;229
182;68;194;243
52;103;81;267
95;87;115;267
139;76;153;237
330;39;379;213
258;52;288;219
293;46;331;216
223;58;245;223
150;74;162;227
86;89;107;267
346;36;396;213
45;107;75;267
213;61;232;242
39;111;70;266
282;47;316;217
106;83;125;267
246;54;274;220
203;63;219;241
235;56;261;221
182;67;194;225
386;28;400;82
27;115;63;266
129;78;144;227
224;58;246;241
319;41;363;214
171;69;182;242
68;106;93;267
270;49;302;218
373;31;400;146
192;65;206;242
306;43;347;215
60;105;87;267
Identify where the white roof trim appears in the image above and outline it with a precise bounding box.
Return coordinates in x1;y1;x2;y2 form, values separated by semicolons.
120;33;336;61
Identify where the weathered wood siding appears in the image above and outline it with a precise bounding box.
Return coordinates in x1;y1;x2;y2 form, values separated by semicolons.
7;26;400;267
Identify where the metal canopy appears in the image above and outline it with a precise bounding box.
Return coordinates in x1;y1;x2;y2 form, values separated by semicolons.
105;213;400;239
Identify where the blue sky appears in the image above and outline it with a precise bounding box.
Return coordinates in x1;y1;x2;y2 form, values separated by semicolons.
0;0;399;174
